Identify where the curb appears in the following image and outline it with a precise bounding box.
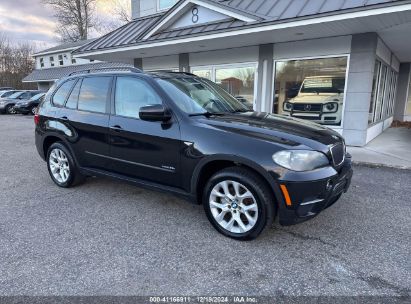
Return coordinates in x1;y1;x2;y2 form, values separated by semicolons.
352;161;411;171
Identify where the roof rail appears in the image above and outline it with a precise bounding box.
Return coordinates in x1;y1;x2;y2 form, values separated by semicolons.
68;66;142;76
149;70;197;77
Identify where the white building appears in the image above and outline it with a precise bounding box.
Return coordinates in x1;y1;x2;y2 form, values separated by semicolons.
24;40;131;90
68;1;411;146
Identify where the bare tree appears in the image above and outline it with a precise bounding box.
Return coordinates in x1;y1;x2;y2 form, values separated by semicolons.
97;0;132;34
42;0;98;42
0;32;36;89
112;0;132;23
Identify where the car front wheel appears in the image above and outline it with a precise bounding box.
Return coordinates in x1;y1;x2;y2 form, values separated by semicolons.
203;167;276;240
47;142;85;188
5;105;16;114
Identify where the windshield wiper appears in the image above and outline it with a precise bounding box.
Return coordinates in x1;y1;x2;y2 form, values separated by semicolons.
189;112;225;117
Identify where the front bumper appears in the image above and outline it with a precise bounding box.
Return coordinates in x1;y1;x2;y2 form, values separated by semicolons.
284;110;342;125
277;155;353;226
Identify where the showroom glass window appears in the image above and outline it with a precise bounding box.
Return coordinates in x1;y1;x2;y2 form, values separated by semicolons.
274;57;348;126
368;60;398;125
77;77;111;113
407;79;411;117
192;65;257;110
191;69;212;80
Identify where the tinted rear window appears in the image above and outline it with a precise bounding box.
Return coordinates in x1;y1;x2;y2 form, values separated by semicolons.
66;79;81;109
53;80;76;107
78;77;111;113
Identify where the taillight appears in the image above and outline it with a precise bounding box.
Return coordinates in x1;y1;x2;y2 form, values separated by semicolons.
34;114;40;125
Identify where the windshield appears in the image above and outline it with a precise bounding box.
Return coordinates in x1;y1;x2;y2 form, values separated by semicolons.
8;92;23;99
156;77;249;115
300;77;345;94
30;93;44;100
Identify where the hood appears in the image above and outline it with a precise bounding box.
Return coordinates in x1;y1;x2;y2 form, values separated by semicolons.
290;93;342;104
196;112;342;149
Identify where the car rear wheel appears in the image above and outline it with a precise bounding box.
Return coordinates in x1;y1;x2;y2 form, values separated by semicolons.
5;105;16;114
203;167;276;240
47;142;85;188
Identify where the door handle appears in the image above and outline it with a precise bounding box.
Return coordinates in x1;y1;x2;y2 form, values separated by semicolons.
60;116;68;121
110;125;123;132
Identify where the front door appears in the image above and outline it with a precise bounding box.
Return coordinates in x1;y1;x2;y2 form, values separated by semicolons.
108;76;181;188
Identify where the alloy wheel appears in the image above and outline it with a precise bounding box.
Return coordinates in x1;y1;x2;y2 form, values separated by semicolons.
49;148;70;184
209;180;258;234
6;105;16;114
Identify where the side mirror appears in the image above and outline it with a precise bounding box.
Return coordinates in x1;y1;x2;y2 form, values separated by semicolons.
139;104;172;122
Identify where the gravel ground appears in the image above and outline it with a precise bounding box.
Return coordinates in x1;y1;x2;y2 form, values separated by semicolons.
0;115;410;297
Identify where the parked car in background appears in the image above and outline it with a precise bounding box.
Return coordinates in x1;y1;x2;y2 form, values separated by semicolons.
282;76;345;125
0;90;43;114
35;69;352;240
14;93;46;115
0;87;13;91
0;90;21;99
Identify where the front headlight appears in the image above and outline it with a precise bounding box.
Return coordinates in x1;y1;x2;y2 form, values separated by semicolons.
283;102;293;112
323;102;338;113
272;150;330;171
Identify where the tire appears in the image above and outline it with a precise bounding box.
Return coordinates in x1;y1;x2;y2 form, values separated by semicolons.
5;104;16;115
30;106;37;115
46;142;85;188
203;167;276;240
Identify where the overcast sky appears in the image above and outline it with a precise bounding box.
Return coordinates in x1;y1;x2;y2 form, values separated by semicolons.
0;0;126;49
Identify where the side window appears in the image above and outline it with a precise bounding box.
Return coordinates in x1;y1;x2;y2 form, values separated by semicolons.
20;92;30;99
115;77;162;118
65;79;81;109
52;80;76;107
78;77;111;113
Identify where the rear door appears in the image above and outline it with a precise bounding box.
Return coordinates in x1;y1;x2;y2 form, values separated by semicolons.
57;76;113;170
108;76;181;188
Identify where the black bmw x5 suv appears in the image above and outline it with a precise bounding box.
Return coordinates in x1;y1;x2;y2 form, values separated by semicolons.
35;68;353;240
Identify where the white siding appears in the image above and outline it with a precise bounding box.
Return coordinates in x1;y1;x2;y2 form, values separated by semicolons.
273;36;352;60
376;38;391;65
190;46;259;67
35;51;98;69
142;54;179;71
140;0;157;17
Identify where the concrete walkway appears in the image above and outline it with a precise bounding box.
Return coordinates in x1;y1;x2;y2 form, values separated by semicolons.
347;127;411;169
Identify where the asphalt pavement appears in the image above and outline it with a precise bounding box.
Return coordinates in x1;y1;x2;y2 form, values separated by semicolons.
0;115;410;297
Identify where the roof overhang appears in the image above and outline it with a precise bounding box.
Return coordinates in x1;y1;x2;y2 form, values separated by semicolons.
33;47;78;57
75;2;411;62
